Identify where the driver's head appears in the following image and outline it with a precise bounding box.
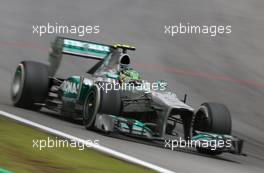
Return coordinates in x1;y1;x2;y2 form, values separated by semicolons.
119;54;130;71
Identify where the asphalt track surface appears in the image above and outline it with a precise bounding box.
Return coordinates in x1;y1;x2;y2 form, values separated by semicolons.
0;0;264;173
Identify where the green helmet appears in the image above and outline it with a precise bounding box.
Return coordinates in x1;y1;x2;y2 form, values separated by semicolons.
122;69;140;81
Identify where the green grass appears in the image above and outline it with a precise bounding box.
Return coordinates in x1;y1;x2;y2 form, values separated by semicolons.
0;117;154;173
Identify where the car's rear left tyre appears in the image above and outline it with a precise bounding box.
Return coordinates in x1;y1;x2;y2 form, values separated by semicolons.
193;102;232;155
11;61;50;110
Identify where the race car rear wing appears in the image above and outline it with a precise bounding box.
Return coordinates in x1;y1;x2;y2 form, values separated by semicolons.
62;38;111;60
49;36;136;76
49;37;112;76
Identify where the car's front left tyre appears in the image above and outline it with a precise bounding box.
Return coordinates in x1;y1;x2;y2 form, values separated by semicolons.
83;82;122;130
83;85;101;129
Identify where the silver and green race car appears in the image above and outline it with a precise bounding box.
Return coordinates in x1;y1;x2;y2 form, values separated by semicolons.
11;37;244;156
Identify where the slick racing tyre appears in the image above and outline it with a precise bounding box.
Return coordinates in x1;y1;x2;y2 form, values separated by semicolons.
11;61;50;110
97;81;121;115
83;82;121;130
193;102;232;155
83;85;101;129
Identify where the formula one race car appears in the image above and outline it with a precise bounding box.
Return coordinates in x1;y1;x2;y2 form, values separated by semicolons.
11;37;244;155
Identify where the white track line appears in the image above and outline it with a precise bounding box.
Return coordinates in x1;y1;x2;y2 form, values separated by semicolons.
0;110;175;173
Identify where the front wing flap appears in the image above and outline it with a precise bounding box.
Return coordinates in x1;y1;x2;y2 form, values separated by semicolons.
192;131;245;155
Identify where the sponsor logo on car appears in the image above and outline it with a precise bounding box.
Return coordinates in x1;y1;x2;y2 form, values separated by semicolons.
64;39;110;52
61;81;79;94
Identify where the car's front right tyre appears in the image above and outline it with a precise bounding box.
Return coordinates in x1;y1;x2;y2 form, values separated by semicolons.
192;102;232;155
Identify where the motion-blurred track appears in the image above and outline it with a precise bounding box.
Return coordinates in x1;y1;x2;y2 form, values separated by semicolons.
0;0;264;172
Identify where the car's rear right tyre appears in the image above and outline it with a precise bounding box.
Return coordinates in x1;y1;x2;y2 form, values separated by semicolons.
11;61;50;110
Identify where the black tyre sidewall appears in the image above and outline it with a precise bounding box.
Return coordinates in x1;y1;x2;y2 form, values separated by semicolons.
193;102;232;155
11;61;49;109
83;85;100;129
193;102;232;135
202;102;232;134
97;81;121;115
